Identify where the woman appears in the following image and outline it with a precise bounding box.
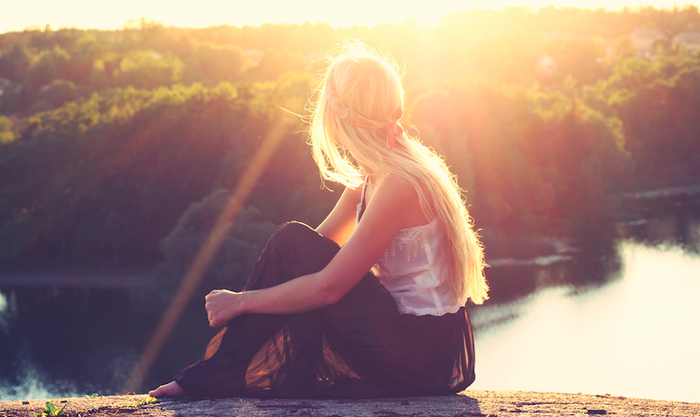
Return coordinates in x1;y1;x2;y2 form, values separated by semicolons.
149;41;488;399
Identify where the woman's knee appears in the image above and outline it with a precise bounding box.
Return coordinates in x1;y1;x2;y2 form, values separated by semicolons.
266;221;339;275
270;221;316;246
267;221;336;255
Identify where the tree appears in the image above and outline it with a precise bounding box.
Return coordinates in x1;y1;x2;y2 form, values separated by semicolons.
409;78;631;233
0;115;16;143
613;63;700;172
113;50;183;89
246;48;305;82
158;190;276;290
37;79;82;108
0;43;31;81
25;46;72;89
183;43;249;85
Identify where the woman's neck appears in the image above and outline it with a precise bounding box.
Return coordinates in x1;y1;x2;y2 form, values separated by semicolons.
367;172;388;185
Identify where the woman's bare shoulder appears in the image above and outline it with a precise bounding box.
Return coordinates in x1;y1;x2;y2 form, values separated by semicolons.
378;173;417;201
376;174;430;227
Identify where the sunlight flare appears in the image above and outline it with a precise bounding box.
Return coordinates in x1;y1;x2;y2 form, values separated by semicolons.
122;117;295;394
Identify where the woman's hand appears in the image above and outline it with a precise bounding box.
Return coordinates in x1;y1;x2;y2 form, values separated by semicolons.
205;289;245;327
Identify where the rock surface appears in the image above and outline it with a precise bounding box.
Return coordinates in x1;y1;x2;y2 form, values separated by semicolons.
1;391;698;417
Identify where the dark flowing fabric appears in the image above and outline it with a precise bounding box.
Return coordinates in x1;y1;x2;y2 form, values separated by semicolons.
174;222;476;398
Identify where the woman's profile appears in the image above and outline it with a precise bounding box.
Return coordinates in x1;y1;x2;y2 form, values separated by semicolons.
149;40;488;399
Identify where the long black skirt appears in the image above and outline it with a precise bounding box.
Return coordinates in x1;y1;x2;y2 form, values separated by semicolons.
174;222;476;398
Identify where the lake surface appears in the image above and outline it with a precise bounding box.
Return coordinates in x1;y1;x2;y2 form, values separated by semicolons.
1;191;699;402
470;241;700;403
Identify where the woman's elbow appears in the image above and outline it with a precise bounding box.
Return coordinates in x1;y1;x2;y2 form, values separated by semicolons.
311;269;355;307
317;283;344;307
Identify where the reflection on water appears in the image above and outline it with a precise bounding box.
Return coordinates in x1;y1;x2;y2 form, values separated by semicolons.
484;236;622;305
470;242;700;403
470;193;700;403
622;191;700;254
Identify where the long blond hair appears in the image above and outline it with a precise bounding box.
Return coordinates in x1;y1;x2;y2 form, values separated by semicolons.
309;41;488;305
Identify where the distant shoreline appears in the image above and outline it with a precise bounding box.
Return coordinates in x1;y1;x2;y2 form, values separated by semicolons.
0;273;155;289
2;182;698;291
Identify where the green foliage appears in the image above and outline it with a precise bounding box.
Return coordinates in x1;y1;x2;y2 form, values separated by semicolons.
113;50;184;89
159;190;276;290
0;72;326;271
38;79;83;108
183;42;249;85
26;46;72;89
33;401;68;416
0;115;16;143
0;83;248;267
0;43;31;81
611;60;700;172
247;48;307;81
409;77;632;232
134;397;157;406
0;6;699;274
539;38;609;85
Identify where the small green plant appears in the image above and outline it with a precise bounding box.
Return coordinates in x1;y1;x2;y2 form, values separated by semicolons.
86;393;99;399
32;401;69;416
134;397;157;406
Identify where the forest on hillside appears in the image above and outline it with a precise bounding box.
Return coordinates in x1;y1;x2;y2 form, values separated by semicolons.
1;6;700;293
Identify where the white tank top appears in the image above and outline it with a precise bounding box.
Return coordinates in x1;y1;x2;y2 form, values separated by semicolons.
356;179;467;316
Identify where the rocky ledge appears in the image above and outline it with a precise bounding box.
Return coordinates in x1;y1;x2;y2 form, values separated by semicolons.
1;390;698;417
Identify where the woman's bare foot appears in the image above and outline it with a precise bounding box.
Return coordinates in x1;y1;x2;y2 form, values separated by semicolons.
148;380;185;398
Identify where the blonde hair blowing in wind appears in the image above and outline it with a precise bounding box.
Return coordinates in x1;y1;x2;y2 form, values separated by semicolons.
309;41;488;305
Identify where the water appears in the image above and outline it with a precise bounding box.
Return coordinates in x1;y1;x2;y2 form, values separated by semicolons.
0;288;144;400
470;242;700;403
469;190;700;403
0;284;215;401
1;192;699;402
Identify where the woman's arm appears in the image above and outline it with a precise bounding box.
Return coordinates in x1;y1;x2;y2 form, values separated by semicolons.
205;175;421;327
315;185;361;247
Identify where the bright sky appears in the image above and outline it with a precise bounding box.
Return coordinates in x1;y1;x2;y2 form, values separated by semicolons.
1;0;696;34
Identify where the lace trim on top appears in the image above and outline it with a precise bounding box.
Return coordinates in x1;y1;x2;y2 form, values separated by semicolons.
380;218;437;262
399;303;464;316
